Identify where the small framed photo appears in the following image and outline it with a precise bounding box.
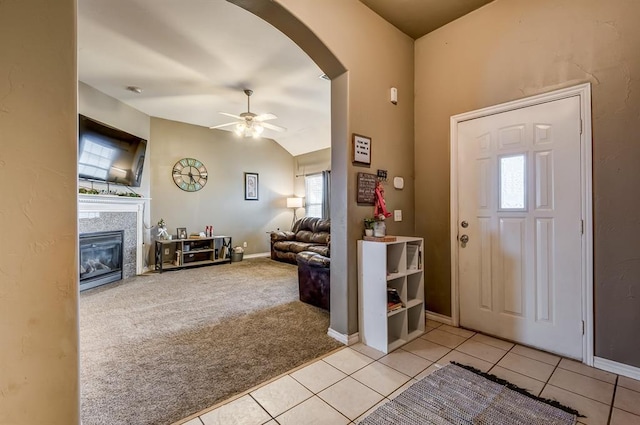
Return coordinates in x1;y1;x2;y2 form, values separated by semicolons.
177;227;187;239
245;172;259;200
352;133;371;165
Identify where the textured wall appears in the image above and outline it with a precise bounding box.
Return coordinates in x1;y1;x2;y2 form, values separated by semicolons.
269;0;416;334
415;0;640;366
0;1;79;423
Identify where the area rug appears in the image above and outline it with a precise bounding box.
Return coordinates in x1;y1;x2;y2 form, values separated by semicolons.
360;363;579;425
80;258;342;425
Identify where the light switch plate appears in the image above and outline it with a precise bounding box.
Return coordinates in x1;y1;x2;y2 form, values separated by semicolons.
394;210;402;221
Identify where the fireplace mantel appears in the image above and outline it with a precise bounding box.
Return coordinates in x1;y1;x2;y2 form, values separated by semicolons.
78;194;151;205
78;194;151;275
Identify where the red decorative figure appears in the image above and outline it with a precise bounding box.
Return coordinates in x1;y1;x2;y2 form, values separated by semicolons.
374;181;392;219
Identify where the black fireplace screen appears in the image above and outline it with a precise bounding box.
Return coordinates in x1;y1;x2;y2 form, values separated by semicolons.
79;230;124;291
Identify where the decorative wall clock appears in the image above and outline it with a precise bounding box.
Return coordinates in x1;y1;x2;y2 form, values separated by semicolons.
172;158;208;192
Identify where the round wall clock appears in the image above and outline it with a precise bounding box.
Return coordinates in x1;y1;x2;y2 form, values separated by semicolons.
172;158;208;192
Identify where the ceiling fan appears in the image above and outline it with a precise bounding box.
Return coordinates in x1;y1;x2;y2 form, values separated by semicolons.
209;89;286;138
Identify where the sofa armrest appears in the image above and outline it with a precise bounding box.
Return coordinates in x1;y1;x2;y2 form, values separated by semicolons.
271;231;295;242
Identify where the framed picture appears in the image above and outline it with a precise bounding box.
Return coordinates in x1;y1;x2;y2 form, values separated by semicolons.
352;133;371;165
177;227;187;239
245;172;259;200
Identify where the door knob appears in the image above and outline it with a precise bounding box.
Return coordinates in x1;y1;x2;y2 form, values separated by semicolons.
460;234;469;243
461;221;469;228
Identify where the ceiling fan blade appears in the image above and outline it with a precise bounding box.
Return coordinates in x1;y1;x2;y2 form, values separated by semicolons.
261;122;287;132
219;112;243;119
209;122;237;129
255;113;277;122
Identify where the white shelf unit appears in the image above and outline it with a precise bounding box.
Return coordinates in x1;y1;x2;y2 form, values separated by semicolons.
358;236;425;353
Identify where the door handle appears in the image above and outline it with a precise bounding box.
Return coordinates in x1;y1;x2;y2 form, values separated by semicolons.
460;234;469;244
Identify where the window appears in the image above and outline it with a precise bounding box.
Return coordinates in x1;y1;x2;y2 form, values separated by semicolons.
305;173;323;218
499;153;526;210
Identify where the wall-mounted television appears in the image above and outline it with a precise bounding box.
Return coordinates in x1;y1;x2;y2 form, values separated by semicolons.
78;115;147;187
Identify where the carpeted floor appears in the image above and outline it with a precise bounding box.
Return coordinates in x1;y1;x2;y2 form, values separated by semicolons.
80;257;342;425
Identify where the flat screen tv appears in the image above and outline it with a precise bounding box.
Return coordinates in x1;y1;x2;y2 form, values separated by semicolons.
78;115;147;187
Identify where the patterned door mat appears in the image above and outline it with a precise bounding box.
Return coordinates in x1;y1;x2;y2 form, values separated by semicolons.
360;363;580;425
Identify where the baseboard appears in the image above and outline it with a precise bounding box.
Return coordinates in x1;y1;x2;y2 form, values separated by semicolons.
244;252;270;259
594;356;640;381
327;328;359;346
426;311;453;326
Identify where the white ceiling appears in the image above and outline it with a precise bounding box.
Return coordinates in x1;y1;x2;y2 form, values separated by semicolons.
79;1;493;156
78;0;331;157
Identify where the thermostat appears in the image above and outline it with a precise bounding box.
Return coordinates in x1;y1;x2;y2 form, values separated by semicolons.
393;176;404;189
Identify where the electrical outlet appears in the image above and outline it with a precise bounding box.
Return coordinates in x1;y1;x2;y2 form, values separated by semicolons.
394;210;402;221
243;241;248;248
164;248;170;255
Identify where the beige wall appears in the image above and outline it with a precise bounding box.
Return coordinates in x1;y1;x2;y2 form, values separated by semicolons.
274;0;415;334
0;1;79;424
150;118;294;254
415;0;640;366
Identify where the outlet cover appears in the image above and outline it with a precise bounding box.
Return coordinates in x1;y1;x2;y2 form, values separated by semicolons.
164;248;170;255
394;210;402;221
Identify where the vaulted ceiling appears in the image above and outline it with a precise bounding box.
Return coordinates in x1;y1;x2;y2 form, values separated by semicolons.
78;0;492;156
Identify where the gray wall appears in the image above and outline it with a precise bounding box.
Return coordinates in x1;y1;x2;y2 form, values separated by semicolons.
150;118;294;255
414;0;640;367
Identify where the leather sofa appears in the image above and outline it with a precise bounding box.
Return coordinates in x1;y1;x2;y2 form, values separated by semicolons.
296;251;330;311
270;217;330;264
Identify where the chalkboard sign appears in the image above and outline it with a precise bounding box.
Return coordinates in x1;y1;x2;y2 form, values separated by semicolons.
357;172;377;204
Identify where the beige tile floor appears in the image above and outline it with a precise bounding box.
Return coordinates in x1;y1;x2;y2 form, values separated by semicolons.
178;319;640;425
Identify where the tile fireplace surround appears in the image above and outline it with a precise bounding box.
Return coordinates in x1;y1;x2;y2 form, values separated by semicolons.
78;194;149;280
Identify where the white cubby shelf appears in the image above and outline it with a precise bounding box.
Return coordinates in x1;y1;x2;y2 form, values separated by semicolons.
358;236;425;353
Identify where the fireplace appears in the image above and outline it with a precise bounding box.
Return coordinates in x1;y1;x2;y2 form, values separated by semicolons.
79;230;124;291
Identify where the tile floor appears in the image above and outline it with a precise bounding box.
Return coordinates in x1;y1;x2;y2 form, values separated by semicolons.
178;320;640;425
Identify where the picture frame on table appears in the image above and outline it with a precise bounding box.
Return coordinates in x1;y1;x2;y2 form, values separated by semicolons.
245;172;259;200
352;133;371;166
177;227;187;240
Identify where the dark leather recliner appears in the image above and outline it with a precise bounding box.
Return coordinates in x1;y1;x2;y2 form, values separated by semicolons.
296;251;330;311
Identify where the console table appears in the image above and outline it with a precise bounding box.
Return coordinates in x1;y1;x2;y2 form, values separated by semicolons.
154;236;232;273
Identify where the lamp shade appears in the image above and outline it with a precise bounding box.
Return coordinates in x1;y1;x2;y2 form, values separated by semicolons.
287;197;303;208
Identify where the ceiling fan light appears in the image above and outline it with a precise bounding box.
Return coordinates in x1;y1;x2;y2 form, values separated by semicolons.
234;123;246;136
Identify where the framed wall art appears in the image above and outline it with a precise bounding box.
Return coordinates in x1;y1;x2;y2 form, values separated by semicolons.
245;172;259;200
352;133;372;165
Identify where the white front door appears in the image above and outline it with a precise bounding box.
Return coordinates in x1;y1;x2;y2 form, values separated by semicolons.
457;96;583;359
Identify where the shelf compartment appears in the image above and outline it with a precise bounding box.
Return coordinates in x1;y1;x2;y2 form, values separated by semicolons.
407;302;425;336
386;243;406;275
387;311;408;352
183;251;212;263
406;241;422;271
406;272;424;304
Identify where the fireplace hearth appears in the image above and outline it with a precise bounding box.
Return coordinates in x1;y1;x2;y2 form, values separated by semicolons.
80;230;124;291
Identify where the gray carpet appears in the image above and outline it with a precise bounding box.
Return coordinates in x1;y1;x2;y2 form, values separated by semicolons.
80;257;341;425
360;363;577;425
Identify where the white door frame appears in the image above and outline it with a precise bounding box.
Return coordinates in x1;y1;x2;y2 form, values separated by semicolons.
450;83;594;365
